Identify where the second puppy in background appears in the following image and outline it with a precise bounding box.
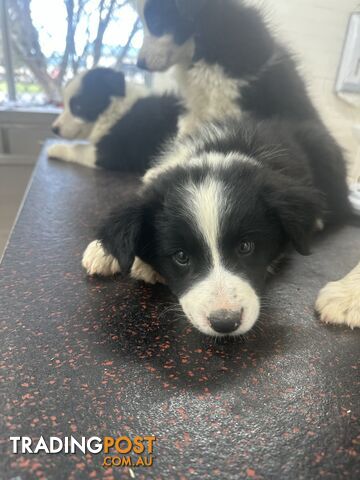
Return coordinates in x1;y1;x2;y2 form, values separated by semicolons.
48;67;182;174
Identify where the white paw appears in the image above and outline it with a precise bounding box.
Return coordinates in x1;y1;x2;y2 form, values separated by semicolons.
130;257;165;285
316;279;360;329
82;240;120;276
47;143;70;161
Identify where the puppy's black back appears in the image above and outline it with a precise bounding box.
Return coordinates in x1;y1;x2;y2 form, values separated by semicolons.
241;52;319;121
198;116;352;224
96;94;183;173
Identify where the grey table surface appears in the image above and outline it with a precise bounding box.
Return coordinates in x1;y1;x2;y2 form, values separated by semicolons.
0;146;359;479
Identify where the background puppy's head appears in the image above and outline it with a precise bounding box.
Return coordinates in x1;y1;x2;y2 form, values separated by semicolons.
100;157;321;337
52;68;126;139
137;0;208;71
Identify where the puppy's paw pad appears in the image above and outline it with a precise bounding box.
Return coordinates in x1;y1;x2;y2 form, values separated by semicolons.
131;257;165;285
316;280;360;329
82;240;120;277
47;143;69;161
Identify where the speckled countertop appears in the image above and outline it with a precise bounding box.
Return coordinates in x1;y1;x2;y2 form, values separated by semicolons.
0;146;359;480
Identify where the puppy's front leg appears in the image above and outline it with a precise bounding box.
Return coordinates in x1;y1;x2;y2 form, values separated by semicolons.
130;257;165;285
82;240;165;284
316;261;360;329
47;143;97;169
82;240;121;276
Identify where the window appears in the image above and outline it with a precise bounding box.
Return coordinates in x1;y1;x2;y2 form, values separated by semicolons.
336;12;360;95
0;0;145;108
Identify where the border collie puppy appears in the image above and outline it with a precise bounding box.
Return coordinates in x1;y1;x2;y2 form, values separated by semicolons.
136;0;322;136
135;0;360;331
82;116;353;336
48;68;182;173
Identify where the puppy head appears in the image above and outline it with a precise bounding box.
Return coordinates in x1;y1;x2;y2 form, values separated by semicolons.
52;68;126;139
102;157;320;336
137;0;208;71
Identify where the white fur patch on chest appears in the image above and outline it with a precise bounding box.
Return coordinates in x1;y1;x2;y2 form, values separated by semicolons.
176;61;247;137
89;85;148;144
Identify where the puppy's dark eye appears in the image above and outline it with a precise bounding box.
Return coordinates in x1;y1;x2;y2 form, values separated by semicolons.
237;241;255;256
70;99;82;116
172;250;190;266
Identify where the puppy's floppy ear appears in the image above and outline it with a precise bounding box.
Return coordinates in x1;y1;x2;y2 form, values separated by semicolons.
175;0;208;20
99;201;144;274
89;68;126;97
264;174;324;255
103;69;126;97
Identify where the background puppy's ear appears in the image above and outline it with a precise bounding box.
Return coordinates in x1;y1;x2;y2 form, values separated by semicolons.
99;202;143;273
175;0;208;20
264;174;324;255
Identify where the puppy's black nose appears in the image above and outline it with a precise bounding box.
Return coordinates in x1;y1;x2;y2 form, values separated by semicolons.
209;310;242;334
137;57;148;71
52;126;60;136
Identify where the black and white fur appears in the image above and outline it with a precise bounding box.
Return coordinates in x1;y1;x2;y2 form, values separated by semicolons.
82;116;352;336
48;68;182;173
136;0;323;136
133;0;360;331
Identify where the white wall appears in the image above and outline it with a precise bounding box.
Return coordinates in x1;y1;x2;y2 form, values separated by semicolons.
249;0;360;182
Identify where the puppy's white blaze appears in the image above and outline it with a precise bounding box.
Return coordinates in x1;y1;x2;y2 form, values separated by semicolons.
183;176;224;265
52;73;89;140
179;176;260;336
64;73;85;103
